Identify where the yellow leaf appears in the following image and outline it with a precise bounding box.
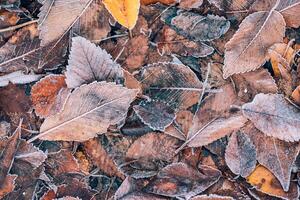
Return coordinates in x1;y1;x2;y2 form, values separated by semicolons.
103;0;140;30
247;165;297;199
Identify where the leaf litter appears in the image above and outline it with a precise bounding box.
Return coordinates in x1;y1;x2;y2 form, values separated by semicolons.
0;0;300;199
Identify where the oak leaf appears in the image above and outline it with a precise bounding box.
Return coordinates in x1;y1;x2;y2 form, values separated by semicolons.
242;93;300;142
29;82;138;142
103;0;140;30
223;8;285;78
65;36;124;88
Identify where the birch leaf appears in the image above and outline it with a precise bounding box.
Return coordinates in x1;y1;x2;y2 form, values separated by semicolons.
29;82;138;142
223;9;285;78
65;36;124;88
103;0;140;30
38;0;93;45
242;93;300;142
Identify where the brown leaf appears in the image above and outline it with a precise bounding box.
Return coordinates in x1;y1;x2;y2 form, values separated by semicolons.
115;177;149;199
121;132;180;178
75;0;111;41
232;68;278;102
83;138;124;179
157;26;214;58
29;82;138;142
141;0;176;5
244;123;300;191
292;85;300;105
242;93;300;142
208;0;256;11
65;36;124;88
133;62;202;131
223;8;285;78
179;0;203;9
31;74;67;118
120;192;168;200
277;0;300;28
38;0;93;45
144;162;221;199
247;165;299;199
225;131;256;177
190;194;234;200
0;174;17;199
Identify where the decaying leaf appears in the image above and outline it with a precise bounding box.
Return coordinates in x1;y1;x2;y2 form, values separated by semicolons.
157;26;214;58
208;0;256;11
190;194;234;200
29;82;138;142
225;132;256;178
292;85;300;105
277;0;300;28
120;132;180;178
120;192;168;200
38;0;93;45
83;138;124;179
31;74;67;118
223;8;285;78
242;93;300;142
179;0;203;9
0;70;42;87
103;0;140;30
247;165;299;199
145;162;221;199
244;123;300;192
162;9;230;42
66;36;124;88
133;62;202;131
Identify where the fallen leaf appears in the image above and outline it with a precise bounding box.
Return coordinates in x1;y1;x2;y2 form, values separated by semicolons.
162;9;230;42
190;194;234;200
223;8;285;78
133;62;202;131
29;82;138;142
83;138;124;179
179;0;203;9
225;131;256;177
65;36;124;88
242;93;300;142
0;70;42;87
292;85;300;105
277;0;300;28
268;42;295;77
141;0;176;5
38;0;93;45
103;0;140;30
157;26;214;58
247;165;299;199
244;123;300;191
208;0;255;11
31;74;67;118
0;121;10;137
120;192;168;200
144;162;221;199
75;0;111;41
0;174;17;199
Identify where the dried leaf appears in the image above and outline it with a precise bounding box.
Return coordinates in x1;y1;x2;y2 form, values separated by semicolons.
208;0;256;11
244;123;300;191
247;165;299;199
145;162;221;199
133;62;202;131
103;0;140;30
162;9;230;42
0;174;17;199
65;36;124;88
242;93;300;142
30;82;138;142
292;85;300;105
120;192;168;200
38;0;93;45
141;0;176;5
157;26;214;58
31;74;67;118
225;132;256;177
0;70;42;87
83;138;124;179
277;0;300;28
179;0;203;9
223;9;285;78
191;194;234;200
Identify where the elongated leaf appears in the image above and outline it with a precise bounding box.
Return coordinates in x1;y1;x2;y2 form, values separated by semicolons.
38;0;93;45
133;62;202;131
223;9;285;78
65;36;124;88
29;82;138;142
0;71;43;87
103;0;140;30
244;123;300;192
225;131;256;177
242;93;300;142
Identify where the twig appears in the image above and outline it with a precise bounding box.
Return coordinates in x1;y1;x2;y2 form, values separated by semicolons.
0;19;38;33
